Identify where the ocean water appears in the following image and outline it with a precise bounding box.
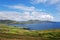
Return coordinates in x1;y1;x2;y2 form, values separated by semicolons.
8;22;60;30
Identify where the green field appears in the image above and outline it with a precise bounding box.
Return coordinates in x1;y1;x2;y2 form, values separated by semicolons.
0;24;60;40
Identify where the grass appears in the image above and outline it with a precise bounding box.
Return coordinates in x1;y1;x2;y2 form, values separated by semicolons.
0;24;60;40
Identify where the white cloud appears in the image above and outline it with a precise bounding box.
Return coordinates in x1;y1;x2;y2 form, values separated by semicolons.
0;4;54;21
0;11;54;21
31;0;60;5
30;0;60;12
48;0;60;5
5;5;44;12
6;5;35;12
31;0;47;4
0;11;22;21
31;11;54;21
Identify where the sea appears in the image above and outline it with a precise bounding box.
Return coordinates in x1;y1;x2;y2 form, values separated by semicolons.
8;22;60;30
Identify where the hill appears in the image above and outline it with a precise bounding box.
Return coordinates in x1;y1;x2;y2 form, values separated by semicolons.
0;20;20;24
0;19;57;24
19;20;56;24
0;24;60;40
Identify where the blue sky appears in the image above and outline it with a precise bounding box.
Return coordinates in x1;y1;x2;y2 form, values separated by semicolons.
0;0;60;21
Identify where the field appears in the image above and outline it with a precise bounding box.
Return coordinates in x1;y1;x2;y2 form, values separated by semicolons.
0;24;60;40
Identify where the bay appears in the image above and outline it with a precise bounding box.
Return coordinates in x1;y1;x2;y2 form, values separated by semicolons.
8;22;60;30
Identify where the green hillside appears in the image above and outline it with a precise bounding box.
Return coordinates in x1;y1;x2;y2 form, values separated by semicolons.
0;24;60;40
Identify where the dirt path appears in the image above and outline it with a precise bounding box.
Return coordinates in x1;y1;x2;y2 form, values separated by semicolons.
0;37;43;40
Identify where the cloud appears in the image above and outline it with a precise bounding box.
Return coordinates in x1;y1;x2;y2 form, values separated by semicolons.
31;0;60;5
30;0;60;13
47;0;60;5
0;11;22;21
0;11;54;21
1;4;54;21
4;5;44;12
28;11;54;21
31;0;47;4
6;5;35;12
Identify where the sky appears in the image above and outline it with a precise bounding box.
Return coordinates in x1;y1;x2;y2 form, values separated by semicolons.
0;0;60;21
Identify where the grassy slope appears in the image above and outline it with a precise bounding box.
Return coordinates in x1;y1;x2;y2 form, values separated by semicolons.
0;24;60;40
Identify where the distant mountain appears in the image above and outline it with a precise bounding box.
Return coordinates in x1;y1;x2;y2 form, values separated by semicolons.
19;20;55;24
0;20;20;24
0;20;57;24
